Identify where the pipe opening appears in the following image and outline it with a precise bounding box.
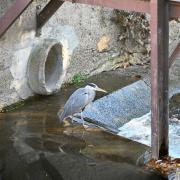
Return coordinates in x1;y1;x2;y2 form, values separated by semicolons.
45;44;63;91
28;39;67;95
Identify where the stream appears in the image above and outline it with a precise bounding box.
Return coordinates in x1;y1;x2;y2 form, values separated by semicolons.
0;70;177;180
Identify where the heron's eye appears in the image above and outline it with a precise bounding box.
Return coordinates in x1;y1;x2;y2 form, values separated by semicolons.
88;83;97;88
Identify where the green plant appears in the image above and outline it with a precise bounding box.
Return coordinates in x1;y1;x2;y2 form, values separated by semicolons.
70;73;87;84
108;57;114;61
0;101;25;113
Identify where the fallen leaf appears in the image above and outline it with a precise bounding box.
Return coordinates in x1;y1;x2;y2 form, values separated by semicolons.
97;36;111;52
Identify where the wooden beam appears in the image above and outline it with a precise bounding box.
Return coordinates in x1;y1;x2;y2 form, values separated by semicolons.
0;0;33;38
150;0;169;159
63;0;150;13
37;0;64;30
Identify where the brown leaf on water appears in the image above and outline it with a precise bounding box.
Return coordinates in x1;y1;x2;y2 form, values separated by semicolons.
146;157;180;176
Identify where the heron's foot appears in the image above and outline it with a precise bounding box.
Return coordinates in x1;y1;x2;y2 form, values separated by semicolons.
83;124;89;129
63;119;71;127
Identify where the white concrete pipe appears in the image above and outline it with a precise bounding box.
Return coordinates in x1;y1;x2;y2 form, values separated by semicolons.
27;39;67;95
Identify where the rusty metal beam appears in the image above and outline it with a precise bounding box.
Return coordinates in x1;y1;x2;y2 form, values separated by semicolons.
169;1;180;19
169;42;180;67
64;0;180;19
0;0;179;38
37;0;64;30
0;0;33;38
150;0;169;159
63;0;150;13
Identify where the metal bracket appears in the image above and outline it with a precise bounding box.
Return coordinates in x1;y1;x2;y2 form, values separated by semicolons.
169;42;180;68
36;0;64;35
36;5;42;36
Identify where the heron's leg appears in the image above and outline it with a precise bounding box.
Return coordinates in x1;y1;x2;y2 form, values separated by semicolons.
80;111;84;126
81;111;86;127
81;111;89;129
71;116;74;123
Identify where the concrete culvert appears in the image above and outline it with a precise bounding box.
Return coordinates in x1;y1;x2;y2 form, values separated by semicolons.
27;39;67;95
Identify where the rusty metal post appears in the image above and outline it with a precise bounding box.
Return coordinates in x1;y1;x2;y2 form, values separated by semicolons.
169;0;180;19
0;0;32;38
150;0;169;159
36;0;64;30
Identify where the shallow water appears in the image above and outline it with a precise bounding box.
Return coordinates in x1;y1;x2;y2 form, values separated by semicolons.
0;71;166;180
118;111;180;158
118;93;180;158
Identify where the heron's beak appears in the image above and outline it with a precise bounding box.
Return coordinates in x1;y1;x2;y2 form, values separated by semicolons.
96;87;107;93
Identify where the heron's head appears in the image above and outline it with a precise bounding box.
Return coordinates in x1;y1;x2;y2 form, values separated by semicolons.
86;83;107;93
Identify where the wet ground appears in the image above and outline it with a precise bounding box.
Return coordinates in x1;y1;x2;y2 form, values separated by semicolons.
0;70;177;180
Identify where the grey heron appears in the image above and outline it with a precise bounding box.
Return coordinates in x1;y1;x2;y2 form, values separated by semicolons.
58;83;107;126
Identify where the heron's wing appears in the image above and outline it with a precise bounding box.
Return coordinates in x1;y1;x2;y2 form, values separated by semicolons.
59;88;91;121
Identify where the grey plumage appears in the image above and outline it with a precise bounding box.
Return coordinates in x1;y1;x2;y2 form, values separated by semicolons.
58;83;106;122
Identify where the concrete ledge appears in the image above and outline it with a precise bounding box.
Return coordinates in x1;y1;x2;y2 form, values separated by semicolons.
83;80;151;130
82;78;180;130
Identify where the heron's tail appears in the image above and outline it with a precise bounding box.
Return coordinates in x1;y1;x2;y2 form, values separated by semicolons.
57;110;65;123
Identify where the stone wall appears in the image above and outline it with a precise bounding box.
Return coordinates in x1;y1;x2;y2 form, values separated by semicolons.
0;1;179;108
